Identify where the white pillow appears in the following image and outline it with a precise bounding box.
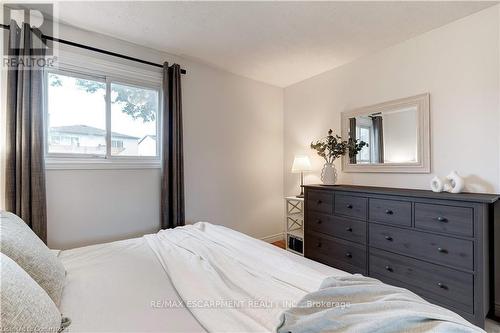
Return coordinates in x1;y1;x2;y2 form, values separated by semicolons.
0;211;66;306
0;253;66;332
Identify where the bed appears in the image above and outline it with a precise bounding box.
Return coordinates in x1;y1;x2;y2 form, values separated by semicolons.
58;223;349;332
1;212;485;333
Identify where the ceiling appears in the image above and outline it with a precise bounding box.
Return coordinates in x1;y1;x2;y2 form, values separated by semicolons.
52;1;497;87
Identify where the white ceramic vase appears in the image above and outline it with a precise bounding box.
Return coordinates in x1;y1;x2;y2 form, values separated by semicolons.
430;176;444;193
321;163;337;185
446;170;465;194
429;171;465;194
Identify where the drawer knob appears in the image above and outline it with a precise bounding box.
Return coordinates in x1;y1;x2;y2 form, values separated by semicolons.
317;241;322;248
317;200;322;205
437;247;447;253
437;282;447;289
346;204;353;209
345;227;353;232
385;209;394;215
345;252;352;258
437;216;448;222
316;219;322;224
384;236;393;241
385;265;393;272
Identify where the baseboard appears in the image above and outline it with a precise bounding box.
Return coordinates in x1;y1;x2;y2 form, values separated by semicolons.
260;232;284;243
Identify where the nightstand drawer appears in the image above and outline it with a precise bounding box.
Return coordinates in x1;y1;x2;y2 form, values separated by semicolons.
369;224;473;271
369;198;411;227
305;232;366;274
307;190;333;214
370;248;473;313
307;212;366;244
335;193;367;220
415;203;473;237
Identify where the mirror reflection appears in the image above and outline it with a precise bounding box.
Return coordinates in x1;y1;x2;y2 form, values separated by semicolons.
349;106;418;164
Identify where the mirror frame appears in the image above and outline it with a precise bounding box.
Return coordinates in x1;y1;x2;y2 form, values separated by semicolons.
341;93;430;173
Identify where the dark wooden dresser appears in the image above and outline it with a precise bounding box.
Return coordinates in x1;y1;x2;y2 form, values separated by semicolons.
303;184;499;328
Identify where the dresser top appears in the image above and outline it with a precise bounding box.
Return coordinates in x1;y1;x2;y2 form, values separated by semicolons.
303;184;500;203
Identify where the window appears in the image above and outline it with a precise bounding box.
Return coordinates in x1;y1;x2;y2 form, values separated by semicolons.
111;140;123;148
47;72;106;155
45;69;160;163
110;82;158;157
356;125;371;163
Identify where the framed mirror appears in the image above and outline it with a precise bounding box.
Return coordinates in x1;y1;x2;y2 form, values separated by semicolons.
341;93;430;173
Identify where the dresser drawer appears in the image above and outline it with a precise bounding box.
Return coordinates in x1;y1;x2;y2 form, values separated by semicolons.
369;198;412;226
369;224;473;271
415;203;474;237
307;190;333;214
307;212;366;244
369;248;473;313
305;232;366;274
334;193;367;220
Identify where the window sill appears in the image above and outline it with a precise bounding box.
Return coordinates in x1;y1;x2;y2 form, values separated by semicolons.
45;158;161;170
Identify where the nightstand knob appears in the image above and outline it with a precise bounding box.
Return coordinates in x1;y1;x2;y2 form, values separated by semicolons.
346;227;353;232
345;252;352;258
437;247;447;253
346;204;353;209
385;265;393;272
317;200;322;205
316;219;322;224
385;209;393;215
385;236;393;241
437;216;448;222
317;241;322;248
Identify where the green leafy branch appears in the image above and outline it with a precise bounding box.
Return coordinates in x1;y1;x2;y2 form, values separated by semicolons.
74;80;156;123
311;129;367;164
49;75;156;123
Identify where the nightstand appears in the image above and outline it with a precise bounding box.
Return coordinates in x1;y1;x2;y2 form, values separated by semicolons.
284;196;304;255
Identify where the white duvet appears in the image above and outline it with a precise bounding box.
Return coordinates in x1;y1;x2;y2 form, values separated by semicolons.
60;222;482;333
59;222;344;332
144;222;342;332
145;222;483;333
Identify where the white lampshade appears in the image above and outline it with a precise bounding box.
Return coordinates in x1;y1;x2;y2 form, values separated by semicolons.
291;155;312;173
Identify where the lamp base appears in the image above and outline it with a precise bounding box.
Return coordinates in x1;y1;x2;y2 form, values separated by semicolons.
297;172;305;198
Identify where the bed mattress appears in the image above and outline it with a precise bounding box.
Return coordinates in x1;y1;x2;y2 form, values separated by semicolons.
58;230;348;332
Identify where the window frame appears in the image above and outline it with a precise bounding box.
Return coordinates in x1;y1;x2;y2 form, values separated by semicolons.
44;59;163;170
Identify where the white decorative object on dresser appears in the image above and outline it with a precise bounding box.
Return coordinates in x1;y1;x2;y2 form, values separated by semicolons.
284;196;304;255
430;176;445;192
430;171;466;193
445;170;465;194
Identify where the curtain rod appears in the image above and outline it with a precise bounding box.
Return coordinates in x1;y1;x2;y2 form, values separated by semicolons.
0;23;187;74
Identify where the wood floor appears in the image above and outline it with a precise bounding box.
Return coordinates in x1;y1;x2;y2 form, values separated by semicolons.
271;240;285;249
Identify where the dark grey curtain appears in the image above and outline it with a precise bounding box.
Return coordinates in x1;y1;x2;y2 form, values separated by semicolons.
349;118;357;164
372;116;384;164
160;63;185;229
5;21;47;242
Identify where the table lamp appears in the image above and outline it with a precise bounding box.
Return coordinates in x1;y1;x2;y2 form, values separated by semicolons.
291;155;312;198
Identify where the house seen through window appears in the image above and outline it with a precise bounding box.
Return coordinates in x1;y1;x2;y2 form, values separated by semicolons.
46;71;160;158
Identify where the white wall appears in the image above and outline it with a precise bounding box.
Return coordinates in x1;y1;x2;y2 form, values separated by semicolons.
43;22;283;249
284;5;499;195
284;4;500;311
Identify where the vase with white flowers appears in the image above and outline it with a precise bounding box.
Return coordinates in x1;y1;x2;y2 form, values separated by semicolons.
310;129;367;185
